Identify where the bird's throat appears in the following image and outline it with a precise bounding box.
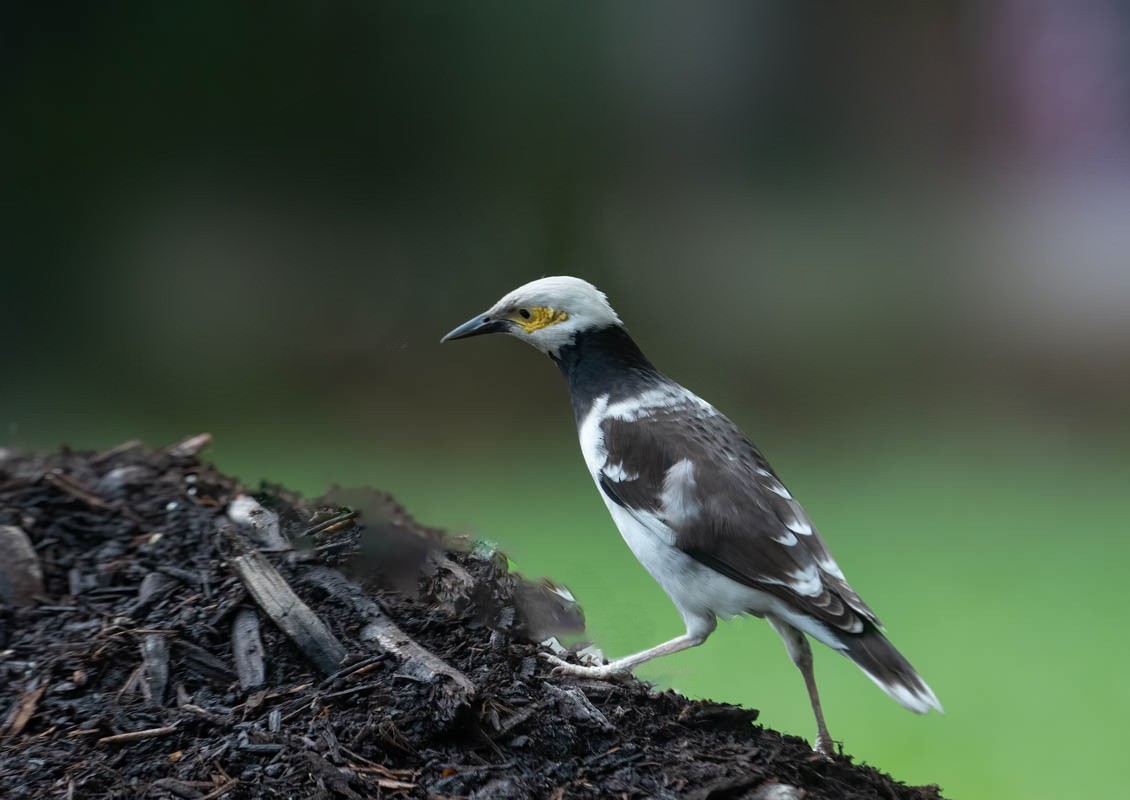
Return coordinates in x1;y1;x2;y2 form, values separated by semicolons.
551;325;663;423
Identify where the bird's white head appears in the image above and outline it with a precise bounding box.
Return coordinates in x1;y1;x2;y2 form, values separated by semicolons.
441;276;622;356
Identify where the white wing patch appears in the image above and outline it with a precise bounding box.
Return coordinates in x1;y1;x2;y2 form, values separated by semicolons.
771;529;798;547
659;458;701;526
756;468;813;536
606;386;715;423
784;514;813;536
602;462;638;482
756;468;793;499
817;555;846;580
578;395;611;475
788;565;824;597
761;564;823;597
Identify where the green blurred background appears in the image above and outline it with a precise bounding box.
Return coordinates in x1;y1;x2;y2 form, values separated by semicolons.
5;2;1130;797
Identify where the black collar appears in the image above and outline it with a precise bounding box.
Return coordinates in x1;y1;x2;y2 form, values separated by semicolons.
551;325;664;423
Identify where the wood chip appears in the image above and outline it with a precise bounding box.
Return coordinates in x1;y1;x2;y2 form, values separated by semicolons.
228;495;290;551
221;525;346;675
134;571;179;611
0;525;44;608
231;607;266;690
2;678;46;736
303;566;474;718
167;433;212;458
141;634;170;705
175;639;236;684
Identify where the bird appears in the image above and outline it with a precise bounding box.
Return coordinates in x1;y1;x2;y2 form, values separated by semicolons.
441;276;940;754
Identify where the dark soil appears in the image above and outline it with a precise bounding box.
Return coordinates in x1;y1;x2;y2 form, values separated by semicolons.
0;438;945;799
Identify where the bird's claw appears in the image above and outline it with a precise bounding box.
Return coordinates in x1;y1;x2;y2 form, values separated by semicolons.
538;652;632;681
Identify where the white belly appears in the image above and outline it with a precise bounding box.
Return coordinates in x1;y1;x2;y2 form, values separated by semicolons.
601;492;779;634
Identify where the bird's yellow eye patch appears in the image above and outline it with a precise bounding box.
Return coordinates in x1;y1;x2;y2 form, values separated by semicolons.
513;306;568;333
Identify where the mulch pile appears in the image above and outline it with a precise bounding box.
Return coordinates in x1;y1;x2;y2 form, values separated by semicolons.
0;437;945;799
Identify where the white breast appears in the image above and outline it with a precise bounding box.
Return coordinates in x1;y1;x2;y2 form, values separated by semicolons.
577;396;780;636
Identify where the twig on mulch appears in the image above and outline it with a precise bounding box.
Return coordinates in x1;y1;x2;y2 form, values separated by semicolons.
299;509;358;539
198;778;240;800
42;470;144;525
220;524;346;675
303;566;475;718
97;725;179;745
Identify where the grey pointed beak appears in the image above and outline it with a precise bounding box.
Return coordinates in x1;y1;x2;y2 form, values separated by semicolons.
441;312;511;343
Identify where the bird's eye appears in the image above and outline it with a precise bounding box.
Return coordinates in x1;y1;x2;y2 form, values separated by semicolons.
518;308;532;320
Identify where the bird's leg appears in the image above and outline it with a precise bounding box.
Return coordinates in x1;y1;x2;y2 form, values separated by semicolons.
769;618;835;756
542;631;708;680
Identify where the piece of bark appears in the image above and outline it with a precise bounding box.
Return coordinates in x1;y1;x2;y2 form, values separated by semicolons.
0;526;43;608
231;607;266;690
141;634;170;705
228;495;290;551
544;684;613;732
303;566;474;721
2;678;46;736
166;433;212;458
96;465;153;494
221;525;346;675
175;640;236;684
133;571;179;613
752;784;806;800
